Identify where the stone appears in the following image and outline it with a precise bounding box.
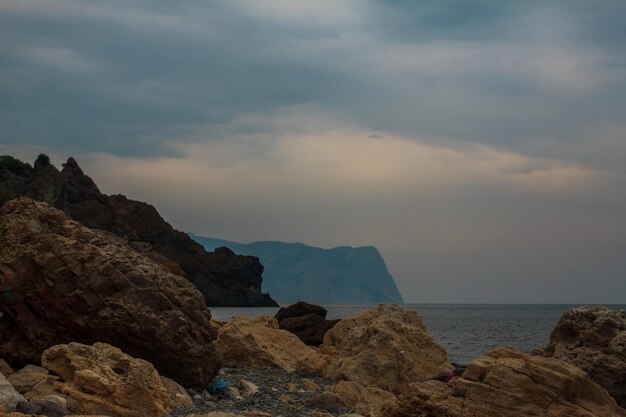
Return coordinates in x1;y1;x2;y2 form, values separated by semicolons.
15;399;69;417
353;387;396;417
214;316;314;371
160;376;194;409
302;379;320;391
275;301;328;321
278;314;340;347
239;380;259;395
386;347;626;417
223;387;242;400
187;413;246;417
297;304;450;393
308;392;348;412
242;411;271;417
275;302;339;347
278;394;293;403
327;381;364;408
41;342;190;417
310;412;333;417
542;306;626;407
0;156;277;307
38;395;66;409
0;198;221;387
0;362;12;377
0;372;25;412
286;383;297;392
22;380;57;402
7;371;56;395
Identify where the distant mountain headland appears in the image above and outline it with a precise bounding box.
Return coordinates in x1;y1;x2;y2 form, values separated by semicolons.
190;234;404;305
0;154;277;307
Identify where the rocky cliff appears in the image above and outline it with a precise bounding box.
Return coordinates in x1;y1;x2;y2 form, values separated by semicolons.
0;155;276;307
191;235;404;304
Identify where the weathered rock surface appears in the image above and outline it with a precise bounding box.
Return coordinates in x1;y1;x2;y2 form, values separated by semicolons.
41;342;192;417
214;316;314;371
279;314;340;347
0;156;276;307
0;372;25;412
276;302;339;347
542;306;626;407
7;367;56;394
275;302;329;321
14;398;69;417
297;304;450;393
387;347;626;417
0;198;220;386
353;387;396;417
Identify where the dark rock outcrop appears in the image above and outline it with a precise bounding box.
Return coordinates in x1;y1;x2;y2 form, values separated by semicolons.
0;197;221;387
541;306;626;408
275;301;329;321
0;156;276;307
192;235;403;304
275;302;339;347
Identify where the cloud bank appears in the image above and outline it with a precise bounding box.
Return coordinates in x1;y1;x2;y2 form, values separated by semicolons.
1;0;625;302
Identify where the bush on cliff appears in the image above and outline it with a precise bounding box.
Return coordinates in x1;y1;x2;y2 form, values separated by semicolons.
0;155;33;176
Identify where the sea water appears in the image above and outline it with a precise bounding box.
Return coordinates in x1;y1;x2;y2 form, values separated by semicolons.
210;303;626;364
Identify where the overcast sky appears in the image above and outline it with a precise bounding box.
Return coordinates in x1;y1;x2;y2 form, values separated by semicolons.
2;0;625;303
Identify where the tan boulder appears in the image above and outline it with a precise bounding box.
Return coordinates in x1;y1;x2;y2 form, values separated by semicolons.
328;381;364;408
297;304;450;393
387;347;626;417
7;367;57;395
214;316;314;371
542;306;626;407
40;342;191;417
354;387;396;417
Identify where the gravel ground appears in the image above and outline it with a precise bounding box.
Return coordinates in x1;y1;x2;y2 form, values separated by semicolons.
168;366;353;417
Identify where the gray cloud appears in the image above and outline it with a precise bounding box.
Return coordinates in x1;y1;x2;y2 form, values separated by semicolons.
1;0;625;302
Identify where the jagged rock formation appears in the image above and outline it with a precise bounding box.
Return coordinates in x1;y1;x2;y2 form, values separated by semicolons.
297;304;450;394
275;302;339;347
541;306;626;408
386;347;626;417
192;235;403;304
0;156;276;307
0;198;220;387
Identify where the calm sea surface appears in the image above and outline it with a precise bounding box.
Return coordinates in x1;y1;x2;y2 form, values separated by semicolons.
210;303;626;364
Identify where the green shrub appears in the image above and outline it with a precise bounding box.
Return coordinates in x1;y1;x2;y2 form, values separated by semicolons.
34;153;51;169
0;155;33;176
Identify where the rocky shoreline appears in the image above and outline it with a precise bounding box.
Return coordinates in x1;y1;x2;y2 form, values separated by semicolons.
0;161;625;416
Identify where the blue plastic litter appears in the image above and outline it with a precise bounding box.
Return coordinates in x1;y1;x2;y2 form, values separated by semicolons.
209;376;233;395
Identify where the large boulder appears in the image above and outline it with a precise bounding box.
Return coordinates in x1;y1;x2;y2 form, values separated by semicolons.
387;347;626;417
41;342;191;417
275;302;339;347
542;306;625;408
0;198;220;387
0;156;276;307
275;301;329;321
297;304;450;394
214;316;314;371
278;314;340;347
